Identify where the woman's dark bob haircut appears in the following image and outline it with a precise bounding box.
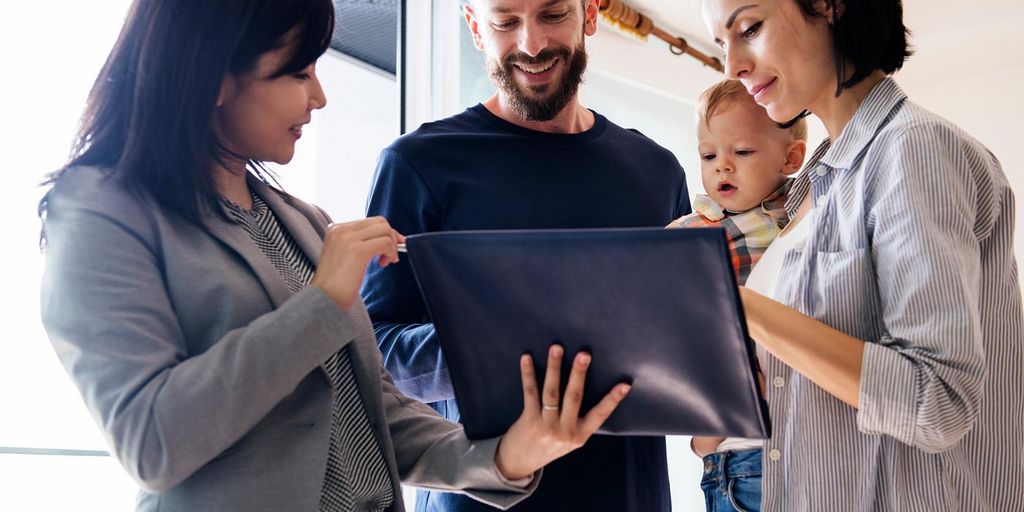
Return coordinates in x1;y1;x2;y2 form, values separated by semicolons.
40;0;335;227
795;0;913;94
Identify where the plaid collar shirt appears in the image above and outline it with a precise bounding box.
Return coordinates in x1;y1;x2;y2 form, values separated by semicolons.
669;181;792;285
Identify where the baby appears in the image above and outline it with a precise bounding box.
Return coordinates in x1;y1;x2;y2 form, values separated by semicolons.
669;79;807;511
670;79;807;285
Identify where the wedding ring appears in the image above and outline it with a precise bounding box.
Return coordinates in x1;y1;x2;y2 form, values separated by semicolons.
542;404;559;411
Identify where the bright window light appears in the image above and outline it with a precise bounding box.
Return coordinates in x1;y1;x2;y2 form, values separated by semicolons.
0;2;141;510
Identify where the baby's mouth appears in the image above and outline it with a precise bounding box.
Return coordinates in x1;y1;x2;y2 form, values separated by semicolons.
718;183;737;193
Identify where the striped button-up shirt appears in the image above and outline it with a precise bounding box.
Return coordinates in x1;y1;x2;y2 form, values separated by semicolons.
761;78;1024;511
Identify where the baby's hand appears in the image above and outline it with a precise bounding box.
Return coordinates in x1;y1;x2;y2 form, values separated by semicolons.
691;436;726;458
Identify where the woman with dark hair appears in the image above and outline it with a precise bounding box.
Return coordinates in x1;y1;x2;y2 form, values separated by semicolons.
38;1;630;510
697;0;1023;510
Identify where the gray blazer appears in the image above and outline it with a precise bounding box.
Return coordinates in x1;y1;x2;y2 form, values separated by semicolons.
40;166;535;511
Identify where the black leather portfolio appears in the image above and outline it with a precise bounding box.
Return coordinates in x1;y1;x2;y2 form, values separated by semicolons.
405;227;770;441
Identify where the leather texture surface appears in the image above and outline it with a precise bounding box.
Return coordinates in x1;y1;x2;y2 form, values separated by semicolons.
406;227;770;441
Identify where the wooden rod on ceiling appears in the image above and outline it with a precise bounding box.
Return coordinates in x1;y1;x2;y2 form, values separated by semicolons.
599;0;724;73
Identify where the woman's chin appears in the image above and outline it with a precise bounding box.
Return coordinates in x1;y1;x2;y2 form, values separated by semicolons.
268;150;296;166
766;104;806;126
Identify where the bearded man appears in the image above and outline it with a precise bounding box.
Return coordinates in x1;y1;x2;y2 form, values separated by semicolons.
362;1;689;510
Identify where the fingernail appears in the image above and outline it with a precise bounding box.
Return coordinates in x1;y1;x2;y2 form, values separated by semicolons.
551;345;563;357
619;385;632;396
578;353;591;366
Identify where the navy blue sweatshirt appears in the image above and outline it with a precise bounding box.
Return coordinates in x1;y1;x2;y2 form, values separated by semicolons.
362;104;690;512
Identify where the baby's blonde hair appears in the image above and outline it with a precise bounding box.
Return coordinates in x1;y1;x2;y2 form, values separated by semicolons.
698;79;807;141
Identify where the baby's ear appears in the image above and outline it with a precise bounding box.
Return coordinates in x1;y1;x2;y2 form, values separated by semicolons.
782;139;807;176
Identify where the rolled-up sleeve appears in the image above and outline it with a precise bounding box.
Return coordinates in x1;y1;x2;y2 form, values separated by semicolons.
856;124;987;453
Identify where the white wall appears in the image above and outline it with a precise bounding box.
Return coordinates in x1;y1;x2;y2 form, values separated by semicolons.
276;51;399;222
898;64;1024;274
0;2;149;510
583;28;721;512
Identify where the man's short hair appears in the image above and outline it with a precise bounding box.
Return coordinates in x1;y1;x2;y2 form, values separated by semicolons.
698;79;807;141
466;0;591;11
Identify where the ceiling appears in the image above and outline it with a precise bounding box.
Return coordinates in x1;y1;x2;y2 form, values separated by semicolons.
614;0;1024;88
331;0;397;74
329;0;1024;89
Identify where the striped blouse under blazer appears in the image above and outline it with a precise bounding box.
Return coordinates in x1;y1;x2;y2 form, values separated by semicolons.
760;78;1023;511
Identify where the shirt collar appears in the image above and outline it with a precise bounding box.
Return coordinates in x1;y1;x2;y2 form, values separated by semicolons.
760;180;792;213
785;141;828;216
695;180;792;223
693;194;727;221
819;77;907;171
784;77;907;217
220;189;267;220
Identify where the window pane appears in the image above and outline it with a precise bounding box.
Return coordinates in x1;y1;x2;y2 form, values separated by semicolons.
0;0;133;451
0;454;137;511
459;19;490;109
2;2;398;508
309;52;398;220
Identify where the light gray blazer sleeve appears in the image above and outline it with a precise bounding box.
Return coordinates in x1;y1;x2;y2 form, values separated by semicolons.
41;169;538;509
40;175;358;492
377;364;539;509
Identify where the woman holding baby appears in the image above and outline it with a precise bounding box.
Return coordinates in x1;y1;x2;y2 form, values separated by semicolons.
696;0;1024;510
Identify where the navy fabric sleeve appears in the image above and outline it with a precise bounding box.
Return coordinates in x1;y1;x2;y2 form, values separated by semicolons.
362;148;454;403
675;174;692;218
627;128;691;219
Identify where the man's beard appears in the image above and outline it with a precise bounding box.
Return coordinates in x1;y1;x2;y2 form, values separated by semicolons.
488;40;588;122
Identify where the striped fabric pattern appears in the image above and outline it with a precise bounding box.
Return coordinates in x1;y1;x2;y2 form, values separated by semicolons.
224;194;395;512
760;77;1024;511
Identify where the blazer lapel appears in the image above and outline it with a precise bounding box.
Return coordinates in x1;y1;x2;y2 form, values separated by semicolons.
342;301;405;507
343;301;387;429
231;185;401;494
201;202;295;309
251;178;325;268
